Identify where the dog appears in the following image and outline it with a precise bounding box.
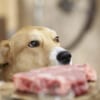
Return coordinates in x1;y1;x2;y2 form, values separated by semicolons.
0;26;72;80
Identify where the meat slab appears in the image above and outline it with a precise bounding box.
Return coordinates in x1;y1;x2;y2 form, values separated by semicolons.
13;64;97;96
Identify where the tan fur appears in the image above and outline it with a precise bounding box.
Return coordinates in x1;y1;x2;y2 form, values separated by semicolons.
0;26;60;80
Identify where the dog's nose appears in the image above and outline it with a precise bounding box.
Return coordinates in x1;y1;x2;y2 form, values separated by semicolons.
57;51;71;64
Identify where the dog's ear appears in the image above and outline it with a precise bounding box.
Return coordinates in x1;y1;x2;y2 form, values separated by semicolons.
0;40;10;64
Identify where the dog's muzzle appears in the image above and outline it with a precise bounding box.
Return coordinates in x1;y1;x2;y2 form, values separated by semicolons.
49;47;72;65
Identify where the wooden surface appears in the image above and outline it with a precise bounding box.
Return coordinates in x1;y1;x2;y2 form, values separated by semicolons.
0;82;99;100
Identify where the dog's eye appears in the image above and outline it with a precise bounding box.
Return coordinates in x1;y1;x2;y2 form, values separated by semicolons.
28;40;40;47
54;36;59;42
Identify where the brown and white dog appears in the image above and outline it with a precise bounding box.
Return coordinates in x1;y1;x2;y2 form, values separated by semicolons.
0;26;72;80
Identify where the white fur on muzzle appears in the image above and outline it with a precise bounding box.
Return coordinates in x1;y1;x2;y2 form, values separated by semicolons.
49;47;72;66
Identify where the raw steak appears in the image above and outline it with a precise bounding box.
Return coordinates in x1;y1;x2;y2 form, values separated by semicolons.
13;64;97;96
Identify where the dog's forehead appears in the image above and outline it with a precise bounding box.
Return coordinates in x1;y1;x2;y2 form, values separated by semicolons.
12;26;58;41
30;28;57;38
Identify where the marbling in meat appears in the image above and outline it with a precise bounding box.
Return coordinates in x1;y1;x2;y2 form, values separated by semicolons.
13;64;97;96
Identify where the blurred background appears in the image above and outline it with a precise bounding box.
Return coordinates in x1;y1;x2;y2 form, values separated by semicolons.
0;0;100;99
0;0;100;74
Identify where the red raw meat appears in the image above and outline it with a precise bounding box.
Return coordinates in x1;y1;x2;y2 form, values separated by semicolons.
13;64;97;96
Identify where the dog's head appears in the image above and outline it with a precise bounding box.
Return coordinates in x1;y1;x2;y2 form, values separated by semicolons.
0;26;72;79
